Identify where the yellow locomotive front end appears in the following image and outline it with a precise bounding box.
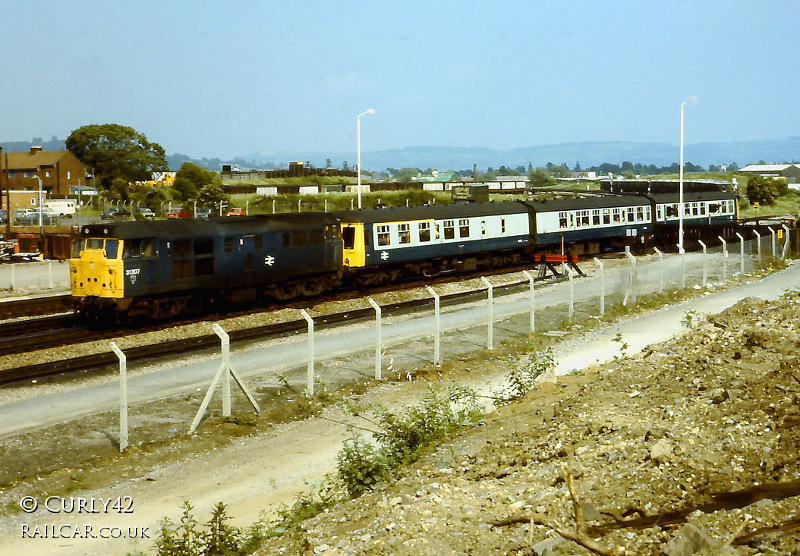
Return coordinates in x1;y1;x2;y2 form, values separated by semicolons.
69;237;125;301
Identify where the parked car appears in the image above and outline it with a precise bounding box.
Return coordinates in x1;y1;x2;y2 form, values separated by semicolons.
16;209;55;226
100;207;130;220
195;208;212;219
225;207;245;216
135;208;156;220
166;207;192;219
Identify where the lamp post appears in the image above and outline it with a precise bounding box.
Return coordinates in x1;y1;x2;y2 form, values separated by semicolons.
678;96;697;251
34;175;44;234
356;108;375;209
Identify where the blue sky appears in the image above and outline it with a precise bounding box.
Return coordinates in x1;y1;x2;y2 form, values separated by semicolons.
2;0;799;160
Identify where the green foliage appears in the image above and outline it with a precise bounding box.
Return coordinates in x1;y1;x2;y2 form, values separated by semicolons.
745;175;788;206
499;348;554;402
154;501;265;556
337;434;391;498
196;183;230;213
269;479;341;535
66;124;168;190
527;167;556;187
174;162;220;201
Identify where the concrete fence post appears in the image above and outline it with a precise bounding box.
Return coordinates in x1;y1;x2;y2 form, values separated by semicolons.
301;310;315;396
718;236;727;281
624;247;637;304
480;276;493;350
593;258;605;315
425;285;440;364
781;225;791;260
653;248;663;293
698;240;707;286
754;230;762;267
110;342;128;452
367;297;382;380
678;245;686;289
736;232;745;275
521;270;536;331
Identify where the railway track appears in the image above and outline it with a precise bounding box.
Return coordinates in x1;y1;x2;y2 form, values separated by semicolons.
0;294;72;320
0;278;537;385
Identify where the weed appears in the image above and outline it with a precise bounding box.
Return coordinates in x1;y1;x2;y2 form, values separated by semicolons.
499;348;554;403
337;434;391;499
682;309;699;329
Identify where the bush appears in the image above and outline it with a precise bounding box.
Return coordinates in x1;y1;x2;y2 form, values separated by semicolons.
337;434;391;498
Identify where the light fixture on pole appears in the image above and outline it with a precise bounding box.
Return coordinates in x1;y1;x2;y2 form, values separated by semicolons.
357;108;375;209
34;175;44;234
678;96;697;251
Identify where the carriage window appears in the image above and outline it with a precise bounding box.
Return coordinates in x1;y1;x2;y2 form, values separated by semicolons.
292;231;308;247
602;209;611;225
377;225;390;246
443;220;455;240
684;203;691;216
459;219;470;238
104;240;119;259
398;223;411;244
418;222;431;242
195;239;214;256
309;230;324;244
559;212;568;229
173;240;191;258
612;209;621;223
636;207;645;221
592;210;600;226
580;211;590;226
501;219;506;233
627;208;635;223
692;203;699;216
699;203;706;216
123;239;141;258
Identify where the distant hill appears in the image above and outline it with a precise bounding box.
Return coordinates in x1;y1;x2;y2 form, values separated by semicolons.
3;137;798;173
245;137;800;172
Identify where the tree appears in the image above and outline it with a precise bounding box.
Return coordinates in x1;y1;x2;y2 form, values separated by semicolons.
196;183;230;214
527;167;555;187
173;162;219;201
746;175;780;205
65;124;168;189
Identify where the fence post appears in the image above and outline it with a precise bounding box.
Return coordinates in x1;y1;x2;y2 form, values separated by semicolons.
768;226;776;259
298;199;302;213
781;224;791;260
367;297;382;380
301;310;315;396
736;232;745;275
592;258;605;315
480;276;493;350
698;240;707;286
110;342;128;452
653;248;663;293
678;245;686;289
624;247;637;305
425;286;440;364
521;270;536;331
567;266;575;319
754;230;762;267
272;199;276;214
718;236;727;281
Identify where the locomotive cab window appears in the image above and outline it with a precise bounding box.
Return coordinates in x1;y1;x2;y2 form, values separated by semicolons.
104;240;119;259
342;226;356;249
71;239;85;258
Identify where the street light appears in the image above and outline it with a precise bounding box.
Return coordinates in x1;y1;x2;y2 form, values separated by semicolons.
357;108;375;209
34;175;44;234
678;96;697;251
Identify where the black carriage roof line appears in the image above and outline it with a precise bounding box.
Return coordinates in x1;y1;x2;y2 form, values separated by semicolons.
80;213;339;240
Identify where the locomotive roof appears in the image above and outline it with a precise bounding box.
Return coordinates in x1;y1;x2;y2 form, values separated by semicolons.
334;201;527;224
79;213;338;239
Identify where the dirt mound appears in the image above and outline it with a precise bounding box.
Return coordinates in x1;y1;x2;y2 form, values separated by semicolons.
257;294;800;555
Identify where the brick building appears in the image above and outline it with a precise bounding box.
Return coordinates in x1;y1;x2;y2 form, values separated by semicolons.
0;146;87;210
